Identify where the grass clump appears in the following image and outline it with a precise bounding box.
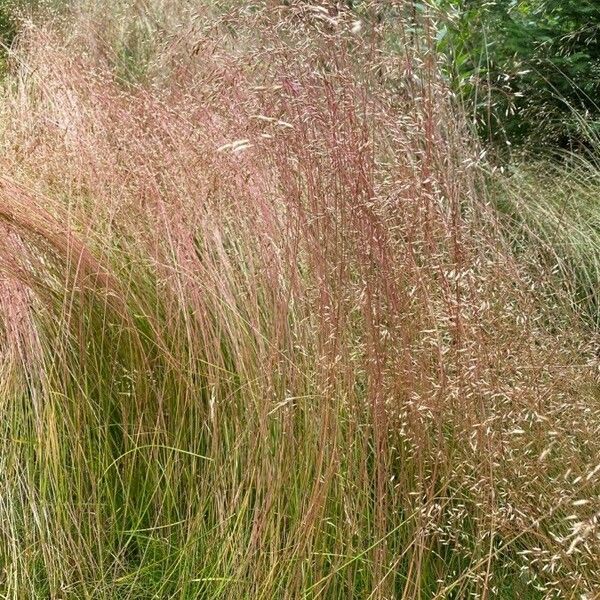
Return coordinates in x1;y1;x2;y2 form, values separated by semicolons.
493;151;600;328
0;2;598;599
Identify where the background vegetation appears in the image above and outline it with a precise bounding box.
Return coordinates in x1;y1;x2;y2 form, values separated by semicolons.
434;0;600;149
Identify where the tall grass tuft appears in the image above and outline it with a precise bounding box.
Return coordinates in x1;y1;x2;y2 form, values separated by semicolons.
0;2;598;598
493;151;600;330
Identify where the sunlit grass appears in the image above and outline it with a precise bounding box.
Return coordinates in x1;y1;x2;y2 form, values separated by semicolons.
493;152;600;328
0;2;598;599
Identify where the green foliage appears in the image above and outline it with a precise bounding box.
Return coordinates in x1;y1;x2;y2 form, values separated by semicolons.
434;0;600;149
0;0;17;63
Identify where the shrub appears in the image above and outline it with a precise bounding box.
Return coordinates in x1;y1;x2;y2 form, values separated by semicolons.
434;0;600;150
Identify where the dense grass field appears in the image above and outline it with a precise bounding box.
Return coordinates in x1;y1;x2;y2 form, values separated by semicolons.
0;1;600;598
